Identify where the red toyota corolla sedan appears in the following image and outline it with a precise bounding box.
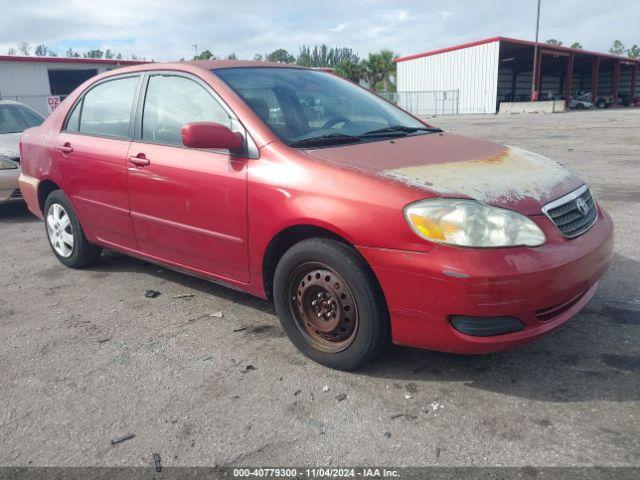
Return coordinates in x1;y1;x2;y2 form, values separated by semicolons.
19;61;613;370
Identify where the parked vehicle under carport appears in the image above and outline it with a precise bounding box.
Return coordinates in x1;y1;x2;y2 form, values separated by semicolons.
569;95;593;110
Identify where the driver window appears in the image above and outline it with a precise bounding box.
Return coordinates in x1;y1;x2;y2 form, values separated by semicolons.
301;90;387;130
142;75;230;145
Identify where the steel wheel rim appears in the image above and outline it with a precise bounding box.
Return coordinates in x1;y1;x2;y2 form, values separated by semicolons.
46;203;74;258
287;262;359;353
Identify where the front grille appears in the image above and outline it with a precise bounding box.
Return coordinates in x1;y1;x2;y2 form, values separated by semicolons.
10;189;22;199
543;185;597;238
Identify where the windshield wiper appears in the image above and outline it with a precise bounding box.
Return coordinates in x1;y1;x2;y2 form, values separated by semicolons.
361;125;443;136
289;133;361;148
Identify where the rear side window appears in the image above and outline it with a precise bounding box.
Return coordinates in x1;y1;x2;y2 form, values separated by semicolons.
65;101;82;132
79;76;139;138
142;75;230;145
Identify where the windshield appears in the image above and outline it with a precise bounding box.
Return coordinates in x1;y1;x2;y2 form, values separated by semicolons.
0;104;44;134
213;67;430;147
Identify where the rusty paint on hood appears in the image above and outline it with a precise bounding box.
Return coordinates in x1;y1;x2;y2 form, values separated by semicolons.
383;146;575;204
304;132;583;215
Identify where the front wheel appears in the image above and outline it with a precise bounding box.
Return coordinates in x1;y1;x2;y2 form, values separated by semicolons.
273;238;390;370
44;190;102;268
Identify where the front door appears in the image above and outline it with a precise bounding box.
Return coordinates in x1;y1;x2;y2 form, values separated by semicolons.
126;73;249;283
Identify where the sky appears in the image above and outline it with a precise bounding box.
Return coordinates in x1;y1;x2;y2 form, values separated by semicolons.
1;0;639;61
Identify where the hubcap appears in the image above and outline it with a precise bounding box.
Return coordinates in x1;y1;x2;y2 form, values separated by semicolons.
288;263;358;353
46;203;74;258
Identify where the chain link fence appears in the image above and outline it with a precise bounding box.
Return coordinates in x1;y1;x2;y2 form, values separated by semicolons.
378;90;460;116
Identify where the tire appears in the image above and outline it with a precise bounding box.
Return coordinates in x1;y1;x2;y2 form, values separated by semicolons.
575;103;585;110
273;238;390;370
44;190;102;268
596;99;607;109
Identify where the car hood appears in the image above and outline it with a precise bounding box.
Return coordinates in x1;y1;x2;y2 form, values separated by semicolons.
304;132;583;215
0;133;21;159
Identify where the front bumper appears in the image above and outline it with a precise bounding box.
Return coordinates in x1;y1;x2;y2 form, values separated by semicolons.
0;167;21;203
358;209;614;354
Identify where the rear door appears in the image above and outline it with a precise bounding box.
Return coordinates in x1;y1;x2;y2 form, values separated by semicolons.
53;74;141;250
126;72;249;282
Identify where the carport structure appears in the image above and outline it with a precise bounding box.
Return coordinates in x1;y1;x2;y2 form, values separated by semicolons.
497;37;639;106
396;36;640;114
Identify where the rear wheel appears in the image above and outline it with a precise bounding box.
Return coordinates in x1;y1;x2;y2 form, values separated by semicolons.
44;190;101;268
273;238;389;370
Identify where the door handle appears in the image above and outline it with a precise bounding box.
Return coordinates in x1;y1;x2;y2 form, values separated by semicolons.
128;153;150;167
57;142;73;154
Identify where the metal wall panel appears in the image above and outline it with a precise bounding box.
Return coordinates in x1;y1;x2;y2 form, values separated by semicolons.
397;41;500;114
0;61;113;115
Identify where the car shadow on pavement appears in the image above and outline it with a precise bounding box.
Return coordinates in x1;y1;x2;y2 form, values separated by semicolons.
88;250;275;315
71;242;640;404
359;253;640;403
0;202;39;224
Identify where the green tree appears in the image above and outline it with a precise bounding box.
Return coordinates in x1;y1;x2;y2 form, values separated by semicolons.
226;52;238;60
609;40;625;55
266;48;295;63
570;42;583;49
66;48;80;58
193;49;216;60
84;49;104;59
545;39;563;45
17;41;31;56
7;48;16;56
627;45;640;58
334;58;362;83
295;45;359;68
105;49;114;59
361;49;397;92
253;53;264;61
34;45;48;56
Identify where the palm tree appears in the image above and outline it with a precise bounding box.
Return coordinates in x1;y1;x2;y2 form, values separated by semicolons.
377;49;397;92
360;53;381;90
360;50;397;91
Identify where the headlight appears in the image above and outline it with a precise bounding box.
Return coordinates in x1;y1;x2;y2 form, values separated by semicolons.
0;157;18;170
405;199;546;247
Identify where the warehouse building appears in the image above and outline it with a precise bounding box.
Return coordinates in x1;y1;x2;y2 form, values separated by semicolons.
0;56;144;116
396;37;640;114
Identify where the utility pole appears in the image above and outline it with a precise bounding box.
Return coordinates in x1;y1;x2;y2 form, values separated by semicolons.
531;0;541;101
193;43;198;58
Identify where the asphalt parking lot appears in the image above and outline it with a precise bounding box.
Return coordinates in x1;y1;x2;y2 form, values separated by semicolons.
1;108;638;468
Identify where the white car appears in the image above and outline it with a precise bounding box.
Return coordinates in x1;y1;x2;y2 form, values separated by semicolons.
569;94;593;110
0;100;44;204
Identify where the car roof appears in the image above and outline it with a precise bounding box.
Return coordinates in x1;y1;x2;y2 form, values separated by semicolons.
186;60;307;70
110;60;308;74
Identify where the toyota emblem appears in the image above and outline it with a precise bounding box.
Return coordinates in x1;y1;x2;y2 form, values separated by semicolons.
576;198;588;215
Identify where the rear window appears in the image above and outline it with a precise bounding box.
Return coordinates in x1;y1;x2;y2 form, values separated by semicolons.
78;76;139;138
0;104;44;134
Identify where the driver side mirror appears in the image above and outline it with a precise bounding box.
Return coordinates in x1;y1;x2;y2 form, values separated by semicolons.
181;122;244;150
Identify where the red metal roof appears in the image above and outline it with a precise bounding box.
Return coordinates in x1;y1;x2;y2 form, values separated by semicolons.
0;55;147;66
395;36;640;64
